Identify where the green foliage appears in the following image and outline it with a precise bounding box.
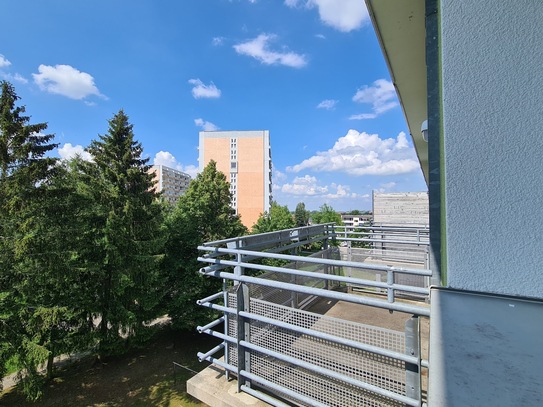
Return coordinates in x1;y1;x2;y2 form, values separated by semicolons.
311;203;343;225
294;202;310;227
0;81;76;400
80;110;166;356
252;201;295;234
162;161;247;330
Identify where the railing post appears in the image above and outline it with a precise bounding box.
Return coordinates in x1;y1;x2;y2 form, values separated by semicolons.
405;316;422;406
236;281;251;393
387;268;394;303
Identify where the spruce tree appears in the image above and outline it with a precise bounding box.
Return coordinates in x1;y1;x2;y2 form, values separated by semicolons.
0;81;64;399
84;110;165;355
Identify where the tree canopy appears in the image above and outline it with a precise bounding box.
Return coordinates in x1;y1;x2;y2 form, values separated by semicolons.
252;201;295;234
162;160;247;330
311;203;343;225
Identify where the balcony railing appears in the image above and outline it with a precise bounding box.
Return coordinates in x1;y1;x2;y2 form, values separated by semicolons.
195;224;432;407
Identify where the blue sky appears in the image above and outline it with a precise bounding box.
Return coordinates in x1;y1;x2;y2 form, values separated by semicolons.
0;0;426;211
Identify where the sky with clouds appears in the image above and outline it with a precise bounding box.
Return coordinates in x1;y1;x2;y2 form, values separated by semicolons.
0;0;426;211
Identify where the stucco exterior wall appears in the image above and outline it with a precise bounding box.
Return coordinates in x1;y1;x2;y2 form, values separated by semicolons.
440;1;543;297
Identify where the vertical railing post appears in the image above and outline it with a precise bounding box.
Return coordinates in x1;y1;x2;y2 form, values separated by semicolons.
236;282;251;393
405;316;422;406
387;268;394;303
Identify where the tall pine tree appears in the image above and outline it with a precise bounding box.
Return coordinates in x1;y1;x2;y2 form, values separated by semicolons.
83;110;165;355
0;81;64;399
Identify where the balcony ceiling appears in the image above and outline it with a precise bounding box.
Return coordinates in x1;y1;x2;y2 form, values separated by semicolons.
365;0;428;183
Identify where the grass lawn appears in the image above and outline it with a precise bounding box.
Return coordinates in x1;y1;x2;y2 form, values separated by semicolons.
0;328;220;406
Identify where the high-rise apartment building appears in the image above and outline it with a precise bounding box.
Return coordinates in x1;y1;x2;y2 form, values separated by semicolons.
148;164;191;204
199;130;272;229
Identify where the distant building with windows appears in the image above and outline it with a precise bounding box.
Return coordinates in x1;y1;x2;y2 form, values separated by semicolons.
148;164;191;204
340;213;372;231
199;130;272;229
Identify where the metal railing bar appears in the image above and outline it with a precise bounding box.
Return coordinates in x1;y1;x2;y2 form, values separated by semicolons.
197;291;225;304
198;247;433;276
238;310;419;365
197;328;236;345
239;385;293;407
240;340;421;407
199;258;430;295
197;316;225;333
197;343;224;362
202;223;336;246
199;271;431;316
335;237;430;246
240;372;329;407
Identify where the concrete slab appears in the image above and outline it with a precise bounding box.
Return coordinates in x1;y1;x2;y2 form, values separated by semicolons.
187;364;271;407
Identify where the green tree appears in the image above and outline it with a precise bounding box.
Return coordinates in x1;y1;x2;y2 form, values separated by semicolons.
162;160;247;330
311;203;343;225
252;201;295;234
294;202;310;227
0;81;64;399
83;110;165;355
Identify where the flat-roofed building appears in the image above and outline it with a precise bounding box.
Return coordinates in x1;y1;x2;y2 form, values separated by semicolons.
199;130;272;229
149;164;191;204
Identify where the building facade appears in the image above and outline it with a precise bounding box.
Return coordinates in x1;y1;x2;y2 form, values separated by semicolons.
199;130;272;229
148;164;191;204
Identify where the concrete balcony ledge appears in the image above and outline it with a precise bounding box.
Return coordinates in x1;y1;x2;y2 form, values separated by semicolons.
188;363;271;407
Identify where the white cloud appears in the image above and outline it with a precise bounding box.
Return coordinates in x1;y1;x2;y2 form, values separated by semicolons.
281;175;328;196
0;54;11;68
285;0;369;32
233;34;307;68
286;130;419;176
32;64;106;100
281;175;357;200
317;99;338;110
1;72;28;84
194;118;219;131
188;78;221;99
58;143;93;161
350;79;398;120
153;151;198;178
315;34;326;40
212;37;225;46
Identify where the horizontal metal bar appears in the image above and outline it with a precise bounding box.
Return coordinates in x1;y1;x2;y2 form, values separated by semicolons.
421;359;429;369
240;385;293;407
198;328;236;344
240;340;421;407
197;291;224;305
199;257;430;295
202;223;336;246
197;301;231;314
197;317;224;333
336;237;430;246
201;271;430;316
198;246;432;276
238;310;419;365
240;371;329;407
197;343;224;362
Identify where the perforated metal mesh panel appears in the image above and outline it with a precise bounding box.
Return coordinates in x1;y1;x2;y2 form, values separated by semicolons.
226;294;407;406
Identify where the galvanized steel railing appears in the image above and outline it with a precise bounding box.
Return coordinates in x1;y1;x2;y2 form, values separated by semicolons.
195;224;431;407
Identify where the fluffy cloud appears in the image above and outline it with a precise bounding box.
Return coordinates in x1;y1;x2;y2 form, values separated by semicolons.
188;79;221;99
233;34;307;68
58;143;93;161
350;79;398;120
281;175;357;200
32;64;106;100
285;0;369;32
153;151;198;178
0;54;11;67
212;37;225;46
286;130;419;176
317;99;338;110
194;118;219;131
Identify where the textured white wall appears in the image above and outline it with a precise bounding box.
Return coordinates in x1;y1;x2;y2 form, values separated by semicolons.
441;1;543;297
